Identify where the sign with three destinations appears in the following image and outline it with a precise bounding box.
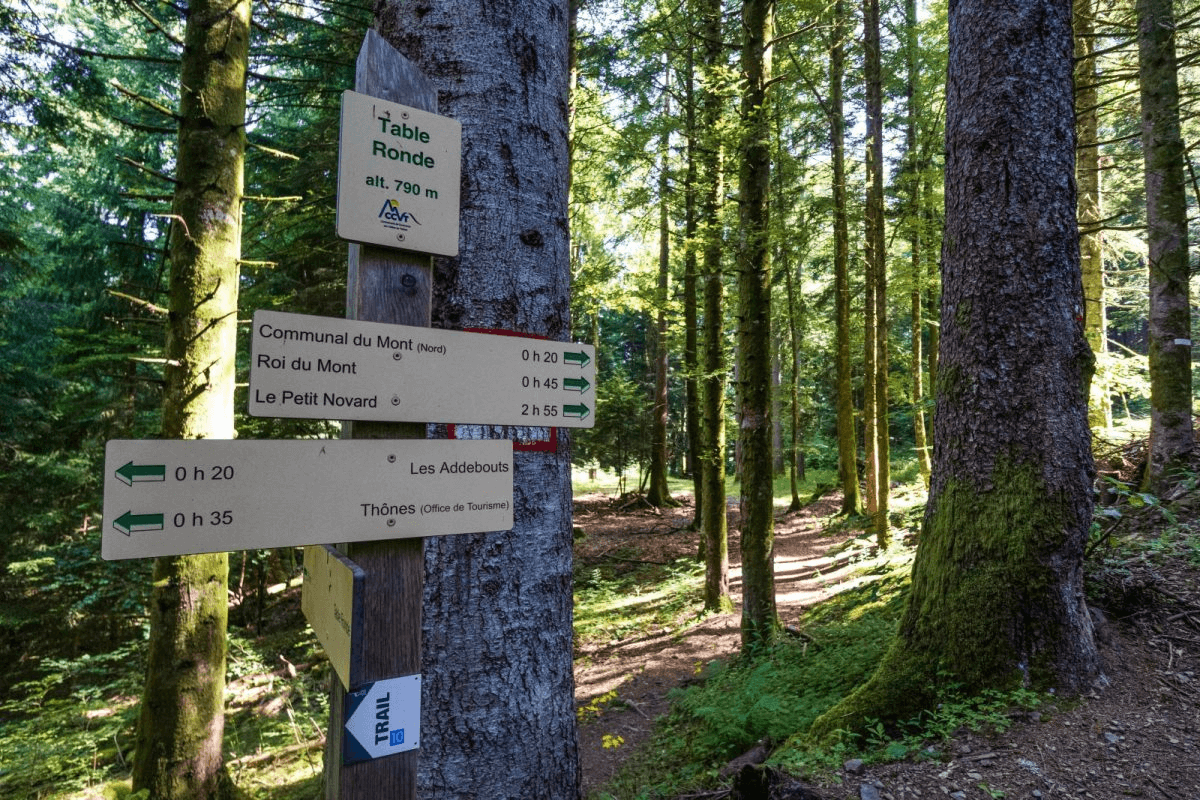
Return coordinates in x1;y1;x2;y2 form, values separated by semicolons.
249;310;597;428
102;438;513;560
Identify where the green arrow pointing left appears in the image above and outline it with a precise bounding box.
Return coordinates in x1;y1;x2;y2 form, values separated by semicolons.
115;461;167;486
113;511;165;536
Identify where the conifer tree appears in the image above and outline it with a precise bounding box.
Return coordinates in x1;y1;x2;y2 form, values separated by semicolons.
812;0;1100;738
736;0;779;648
132;1;249;797
1137;0;1193;492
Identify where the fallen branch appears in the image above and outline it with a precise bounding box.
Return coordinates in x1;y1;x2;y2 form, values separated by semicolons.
227;738;324;769
602;555;670;567
616;697;650;719
1152;585;1200;610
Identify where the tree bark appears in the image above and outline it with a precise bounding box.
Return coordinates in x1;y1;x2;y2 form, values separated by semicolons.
1075;0;1111;433
647;83;675;508
784;261;804;511
736;0;778;650
863;0;889;547
132;1;249;797
904;0;931;488
373;3;580;797
684;43;704;529
829;0;863;517
698;0;732;614
811;0;1100;738
772;343;785;475
1137;0;1193;493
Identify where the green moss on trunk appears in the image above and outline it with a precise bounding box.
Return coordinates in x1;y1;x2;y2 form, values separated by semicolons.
810;459;1092;740
698;0;730;613
132;0;248;796
1138;0;1194;493
829;0;862;518
736;0;779;649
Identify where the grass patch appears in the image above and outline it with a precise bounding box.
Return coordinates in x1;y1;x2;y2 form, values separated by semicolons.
575;556;706;650
589;558;1051;800
0;642;144;798
572;466;845;511
771;682;1044;779
572;468;696;498
1;607;332;800
590;568;910;799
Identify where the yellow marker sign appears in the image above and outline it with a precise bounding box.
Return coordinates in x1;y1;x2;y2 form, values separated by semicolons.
302;545;363;690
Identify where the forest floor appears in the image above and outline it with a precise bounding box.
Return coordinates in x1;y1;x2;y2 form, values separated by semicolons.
573;489;1200;800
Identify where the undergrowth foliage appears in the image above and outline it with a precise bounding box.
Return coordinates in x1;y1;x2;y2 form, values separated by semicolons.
594;557;1057;800
595;571;909;797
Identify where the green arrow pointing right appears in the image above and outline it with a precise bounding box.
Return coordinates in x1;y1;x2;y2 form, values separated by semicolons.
563;403;591;420
563;376;591;393
115;461;167;486
113;511;165;536
563;350;590;368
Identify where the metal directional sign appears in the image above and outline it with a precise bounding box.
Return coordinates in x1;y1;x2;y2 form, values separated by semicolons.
343;674;420;764
249;309;597;428
337;89;461;255
302;545;364;690
102;438;513;560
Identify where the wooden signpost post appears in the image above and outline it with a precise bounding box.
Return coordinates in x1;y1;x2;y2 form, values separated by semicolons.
324;29;442;800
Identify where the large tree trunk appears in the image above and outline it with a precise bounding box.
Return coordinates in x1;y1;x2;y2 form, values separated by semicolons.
1075;0;1111;433
1138;0;1193;493
811;0;1100;738
131;1;249;797
373;4;580;797
736;0;778;650
699;0;732;614
829;0;863;517
862;0;889;547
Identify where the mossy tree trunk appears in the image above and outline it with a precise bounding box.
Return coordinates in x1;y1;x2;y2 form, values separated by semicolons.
772;346;785;476
1137;0;1193;494
904;0;932;488
829;0;864;518
863;0;890;547
131;0;249;797
699;0;732;613
684;46;704;530
648;86;675;508
811;0;1100;739
736;0;778;649
784;261;804;512
1076;0;1111;433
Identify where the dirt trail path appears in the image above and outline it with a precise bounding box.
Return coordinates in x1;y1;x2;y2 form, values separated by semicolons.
573;490;1200;800
573;493;878;793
